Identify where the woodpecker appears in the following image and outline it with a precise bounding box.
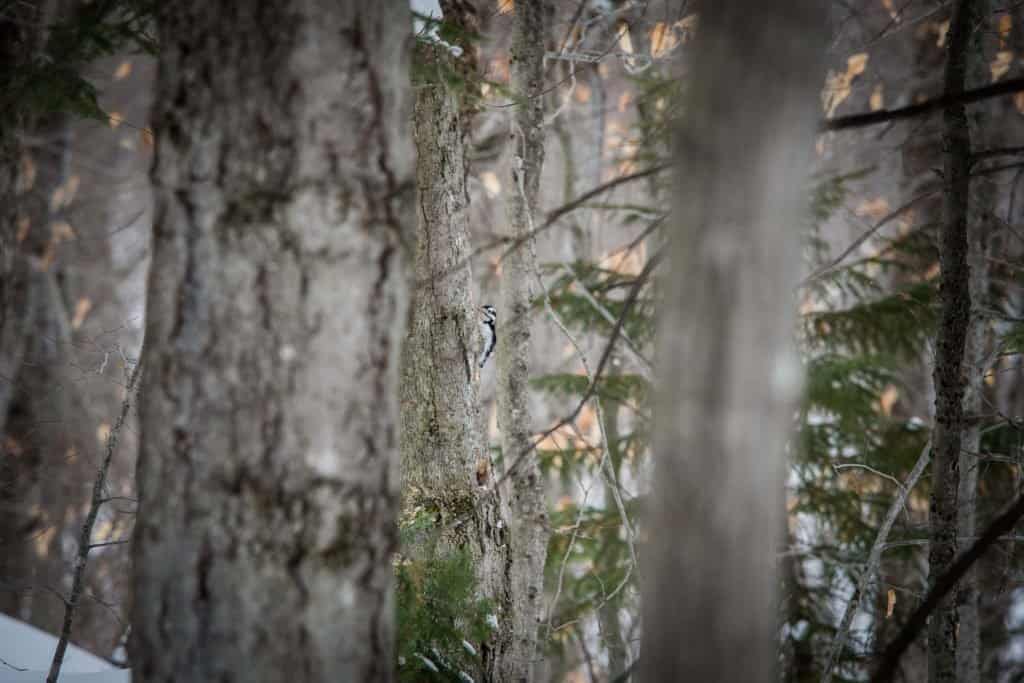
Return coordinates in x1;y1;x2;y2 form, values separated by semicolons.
479;304;497;368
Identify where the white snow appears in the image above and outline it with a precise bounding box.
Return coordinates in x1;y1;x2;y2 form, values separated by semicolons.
0;614;130;683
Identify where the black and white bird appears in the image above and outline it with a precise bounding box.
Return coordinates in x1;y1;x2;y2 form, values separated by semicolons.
479;304;497;368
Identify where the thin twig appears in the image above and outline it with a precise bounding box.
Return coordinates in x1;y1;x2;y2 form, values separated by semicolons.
492;251;661;492
47;361;141;683
872;487;1024;682
799;189;940;288
514;145;641;637
821;440;931;683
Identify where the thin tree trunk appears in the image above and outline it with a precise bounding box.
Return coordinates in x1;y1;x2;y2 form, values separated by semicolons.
640;1;824;681
929;2;980;681
499;0;549;679
131;3;413;682
956;5;991;680
400;5;513;679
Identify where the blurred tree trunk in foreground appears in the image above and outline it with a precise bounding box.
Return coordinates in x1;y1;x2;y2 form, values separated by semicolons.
642;1;825;680
131;2;413;681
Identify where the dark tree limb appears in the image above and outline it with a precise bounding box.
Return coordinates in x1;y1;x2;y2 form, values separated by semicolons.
872;491;1024;683
822;76;1024;132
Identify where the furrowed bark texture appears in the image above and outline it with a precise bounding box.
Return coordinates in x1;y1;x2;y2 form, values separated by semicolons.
499;0;549;679
929;2;979;680
132;3;413;682
641;1;824;681
399;8;513;678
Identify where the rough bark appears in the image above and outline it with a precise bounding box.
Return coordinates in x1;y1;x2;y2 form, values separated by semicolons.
929;2;980;681
640;1;824;681
399;6;513;679
498;0;549;679
131;3;413;682
956;7;991;680
956;208;988;683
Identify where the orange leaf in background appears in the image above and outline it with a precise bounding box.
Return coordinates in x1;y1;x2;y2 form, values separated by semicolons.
855;196;890;221
497;0;513;15
71;298;92;330
650;22;680;58
141;128;155;148
999;14;1013;48
480;171;502;197
50;174;80;211
489;57;509;82
108;111;125;129
16;216;30;243
870;84;884;111
618;91;632;113
822;53;869;117
573;82;591;103
935;20;950;47
617;25;634;54
51;220;76;242
675;14;698;43
34;526;56;558
878;385;899;416
1015;91;1024;114
886;589;896;618
601;240;646;277
650;22;669;57
97;421;111;445
113;60;132;80
991;51;1014;82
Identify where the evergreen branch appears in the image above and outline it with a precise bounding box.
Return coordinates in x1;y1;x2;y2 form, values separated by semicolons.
821;76;1024;132
558;264;653;375
799;189;939;288
494;251;661;492
872;489;1024;682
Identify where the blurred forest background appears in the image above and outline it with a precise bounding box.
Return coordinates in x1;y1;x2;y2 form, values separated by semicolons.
2;0;1024;681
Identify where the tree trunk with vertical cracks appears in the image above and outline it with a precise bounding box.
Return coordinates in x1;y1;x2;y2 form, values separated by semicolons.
499;0;549;679
400;4;514;679
640;1;824;681
131;3;413;681
930;2;979;681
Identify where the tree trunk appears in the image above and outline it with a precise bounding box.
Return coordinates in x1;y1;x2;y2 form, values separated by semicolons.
640;1;824;680
956;5;991;680
131;3;413;682
498;0;549;679
929;2;980;681
399;6;513;679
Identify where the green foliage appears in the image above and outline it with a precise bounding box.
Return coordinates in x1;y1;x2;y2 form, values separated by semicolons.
539;259;657;346
0;0;156;124
396;516;492;681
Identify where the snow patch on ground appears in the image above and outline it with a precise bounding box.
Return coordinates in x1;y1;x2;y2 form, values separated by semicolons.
0;614;130;683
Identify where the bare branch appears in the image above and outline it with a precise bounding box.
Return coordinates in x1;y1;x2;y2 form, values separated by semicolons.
822;76;1024;132
872;488;1024;682
47;363;141;683
822;441;931;683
